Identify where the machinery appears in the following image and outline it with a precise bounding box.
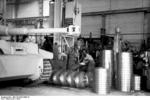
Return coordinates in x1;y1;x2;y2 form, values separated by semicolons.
0;25;80;83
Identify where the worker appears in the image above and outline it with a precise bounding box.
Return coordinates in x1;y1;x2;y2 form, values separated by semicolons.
78;48;95;88
51;42;68;70
78;48;95;73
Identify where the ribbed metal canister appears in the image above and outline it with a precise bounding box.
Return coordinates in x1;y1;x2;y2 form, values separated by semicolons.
74;72;88;88
102;50;113;69
94;68;110;95
66;71;77;87
134;75;141;91
118;52;133;92
59;71;69;86
52;70;64;85
87;72;93;88
49;70;57;83
102;50;113;89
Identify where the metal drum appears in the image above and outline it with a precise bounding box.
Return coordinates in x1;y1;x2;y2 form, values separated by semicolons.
59;71;69;86
102;50;113;69
49;70;57;83
94;68;110;95
118;52;133;92
102;50;113;89
134;75;141;91
74;72;88;88
66;71;77;87
52;70;64;85
86;72;93;88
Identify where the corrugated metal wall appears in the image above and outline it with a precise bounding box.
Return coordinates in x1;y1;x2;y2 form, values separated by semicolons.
110;0;144;9
106;13;144;34
79;0;150;12
79;0;110;13
79;0;150;46
145;13;150;34
105;12;144;45
82;16;102;38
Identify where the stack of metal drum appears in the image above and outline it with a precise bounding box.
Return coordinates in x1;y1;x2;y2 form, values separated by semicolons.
93;50;113;94
94;68;110;94
117;52;133;92
50;70;89;88
102;50;113;89
93;50;134;94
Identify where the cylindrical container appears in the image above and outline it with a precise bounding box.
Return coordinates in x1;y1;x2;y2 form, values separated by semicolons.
74;71;88;88
118;52;133;92
102;50;113;89
49;70;57;83
102;50;113;69
66;71;77;87
59;71;69;86
134;75;141;91
52;70;64;85
94;68;110;95
87;72;94;88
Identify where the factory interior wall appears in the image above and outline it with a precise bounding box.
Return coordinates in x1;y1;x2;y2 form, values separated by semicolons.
79;0;150;47
17;1;40;18
144;12;150;47
5;0;50;28
79;0;110;13
79;0;150;12
6;0;40;18
105;12;144;47
6;0;50;19
145;13;150;34
81;16;102;38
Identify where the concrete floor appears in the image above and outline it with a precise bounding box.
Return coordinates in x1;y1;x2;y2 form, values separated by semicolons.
0;83;150;96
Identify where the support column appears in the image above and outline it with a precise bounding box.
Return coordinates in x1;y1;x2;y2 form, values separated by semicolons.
3;0;6;25
53;0;63;49
101;15;106;36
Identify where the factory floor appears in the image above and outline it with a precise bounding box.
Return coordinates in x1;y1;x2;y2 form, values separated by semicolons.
0;82;150;96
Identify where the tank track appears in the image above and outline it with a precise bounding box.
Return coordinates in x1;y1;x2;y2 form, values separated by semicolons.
40;59;52;82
